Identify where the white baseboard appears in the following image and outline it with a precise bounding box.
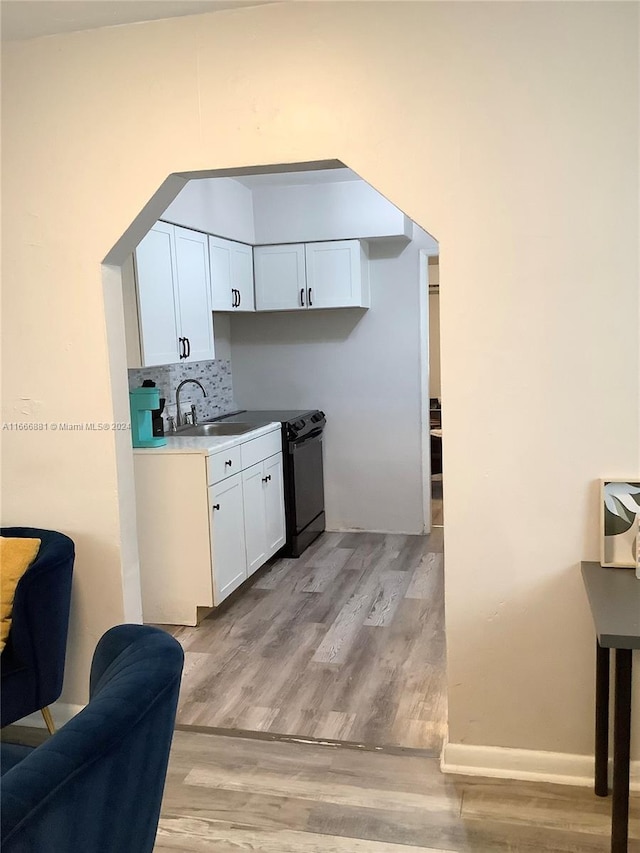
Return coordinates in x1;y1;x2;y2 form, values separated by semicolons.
441;741;640;792
16;702;85;730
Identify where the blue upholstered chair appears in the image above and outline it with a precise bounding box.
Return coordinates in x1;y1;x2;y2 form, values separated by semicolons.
1;624;184;853
0;527;75;732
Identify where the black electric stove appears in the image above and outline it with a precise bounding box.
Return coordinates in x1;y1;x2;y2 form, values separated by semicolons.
217;410;326;556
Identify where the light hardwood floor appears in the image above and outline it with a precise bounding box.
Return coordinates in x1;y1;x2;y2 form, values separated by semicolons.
166;530;446;749
432;476;444;527
156;728;640;852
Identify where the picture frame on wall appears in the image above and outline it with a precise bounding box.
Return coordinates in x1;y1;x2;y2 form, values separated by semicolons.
601;479;640;570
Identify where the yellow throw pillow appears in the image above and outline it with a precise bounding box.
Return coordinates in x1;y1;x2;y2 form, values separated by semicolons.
0;537;41;653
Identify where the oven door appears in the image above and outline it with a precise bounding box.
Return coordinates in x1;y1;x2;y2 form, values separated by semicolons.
289;429;325;533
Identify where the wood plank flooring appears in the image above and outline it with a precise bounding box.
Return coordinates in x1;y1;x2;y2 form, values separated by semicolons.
166;530;446;749
156;729;640;852
432;476;444;527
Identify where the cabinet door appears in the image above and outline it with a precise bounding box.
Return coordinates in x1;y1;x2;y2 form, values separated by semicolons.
174;226;215;362
209;237;255;312
209;474;247;605
242;461;268;576
232;243;255;312
264;452;286;557
254;244;306;311
305;240;364;309
209;235;234;311
134;222;181;366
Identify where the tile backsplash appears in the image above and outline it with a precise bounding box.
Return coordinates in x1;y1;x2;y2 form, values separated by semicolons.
128;359;237;426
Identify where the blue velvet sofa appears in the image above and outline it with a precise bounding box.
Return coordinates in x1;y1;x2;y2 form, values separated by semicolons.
0;527;75;729
1;624;184;852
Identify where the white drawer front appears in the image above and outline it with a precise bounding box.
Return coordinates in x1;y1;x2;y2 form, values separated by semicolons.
207;446;242;485
240;429;282;470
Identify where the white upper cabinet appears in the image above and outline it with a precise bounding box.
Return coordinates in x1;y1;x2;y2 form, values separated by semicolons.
254;244;307;311
174;226;215;362
134;222;181;366
232;242;255;312
134;222;214;366
305;240;369;309
254;240;369;311
209;235;255;312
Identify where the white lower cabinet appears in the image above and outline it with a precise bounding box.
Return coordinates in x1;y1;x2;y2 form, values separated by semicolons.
243;462;269;576
264;453;286;555
242;453;286;577
133;428;286;626
209;473;246;604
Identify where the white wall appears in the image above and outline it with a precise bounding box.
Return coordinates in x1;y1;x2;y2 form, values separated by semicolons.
252;180;412;244
231;228;439;534
2;2;638;765
161;176;255;243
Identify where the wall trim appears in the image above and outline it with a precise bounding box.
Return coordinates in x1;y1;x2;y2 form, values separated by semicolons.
18;703;85;730
441;741;640;792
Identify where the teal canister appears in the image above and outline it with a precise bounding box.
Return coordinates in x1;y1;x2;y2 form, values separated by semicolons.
130;387;167;448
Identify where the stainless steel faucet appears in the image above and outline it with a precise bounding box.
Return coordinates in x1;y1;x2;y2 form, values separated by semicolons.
175;379;207;427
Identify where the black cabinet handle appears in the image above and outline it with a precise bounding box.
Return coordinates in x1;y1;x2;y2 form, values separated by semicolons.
225;459;233;467
233;288;239;308
178;337;185;359
212;503;220;511
237;289;241;307
231;289;236;307
262;474;272;483
308;288;313;307
300;288;305;307
185;337;191;358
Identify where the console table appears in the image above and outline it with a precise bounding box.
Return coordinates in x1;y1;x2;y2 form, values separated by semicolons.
581;561;639;853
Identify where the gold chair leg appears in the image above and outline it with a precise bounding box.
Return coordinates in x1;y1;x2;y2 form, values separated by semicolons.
41;706;56;734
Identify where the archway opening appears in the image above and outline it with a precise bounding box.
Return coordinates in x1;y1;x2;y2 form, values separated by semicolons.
103;159;444;750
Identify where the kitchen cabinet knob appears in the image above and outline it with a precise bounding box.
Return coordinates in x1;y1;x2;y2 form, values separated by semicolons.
262;474;272;483
225;459;233;467
212;503;220;511
300;287;305;307
308;288;313;307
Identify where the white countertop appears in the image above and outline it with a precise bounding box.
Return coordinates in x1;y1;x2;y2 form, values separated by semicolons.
132;422;281;457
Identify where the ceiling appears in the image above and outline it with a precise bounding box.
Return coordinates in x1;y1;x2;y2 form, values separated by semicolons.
1;0;273;42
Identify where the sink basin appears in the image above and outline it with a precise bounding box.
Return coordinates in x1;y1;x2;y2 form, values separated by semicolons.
174;422;255;437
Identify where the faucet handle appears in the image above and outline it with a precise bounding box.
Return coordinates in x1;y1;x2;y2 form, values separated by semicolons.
190;403;198;426
166;415;176;433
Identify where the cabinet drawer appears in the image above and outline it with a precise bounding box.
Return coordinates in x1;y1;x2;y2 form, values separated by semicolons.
240;429;282;470
207;446;242;485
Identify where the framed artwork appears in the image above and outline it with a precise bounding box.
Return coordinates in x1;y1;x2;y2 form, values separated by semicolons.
601;479;640;569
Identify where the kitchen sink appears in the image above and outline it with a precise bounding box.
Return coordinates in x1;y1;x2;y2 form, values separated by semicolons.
175;422;255;437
